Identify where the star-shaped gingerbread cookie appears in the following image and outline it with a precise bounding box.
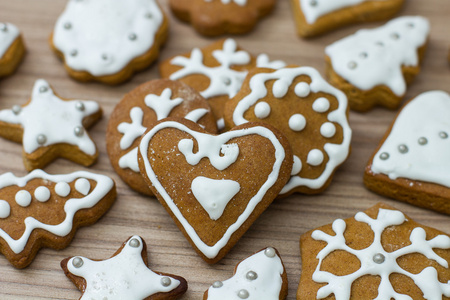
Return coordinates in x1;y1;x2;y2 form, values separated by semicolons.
61;235;188;300
0;79;102;171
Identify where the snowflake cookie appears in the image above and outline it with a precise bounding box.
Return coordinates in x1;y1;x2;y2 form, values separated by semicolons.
291;0;404;38
61;235;188;300
50;0;169;85
224;66;352;195
204;247;288;300
298;203;450;300
169;0;276;36
138;118;293;263
0;169;116;268
159;38;286;129
106;79;217;195
325;16;430;112
0;22;26;78
365;90;450;215
0;79;102;171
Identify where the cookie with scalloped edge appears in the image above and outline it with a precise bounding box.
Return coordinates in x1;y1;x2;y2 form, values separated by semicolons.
169;0;276;36
0;22;26;78
224;66;351;195
138;118;292;263
0;169;116;268
50;0;168;85
61;235;187;300
298;202;450;299
291;0;404;38
106;79;217;196
0;79;102;171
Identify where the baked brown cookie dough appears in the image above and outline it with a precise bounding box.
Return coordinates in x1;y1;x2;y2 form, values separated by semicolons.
0;22;26;78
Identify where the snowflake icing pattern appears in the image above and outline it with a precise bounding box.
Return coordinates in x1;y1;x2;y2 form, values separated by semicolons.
312;208;450;300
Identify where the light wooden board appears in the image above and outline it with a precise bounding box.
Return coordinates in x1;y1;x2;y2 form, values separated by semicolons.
0;0;449;299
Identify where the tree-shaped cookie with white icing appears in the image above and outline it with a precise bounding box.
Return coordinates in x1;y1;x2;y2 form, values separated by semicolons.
0;22;26;78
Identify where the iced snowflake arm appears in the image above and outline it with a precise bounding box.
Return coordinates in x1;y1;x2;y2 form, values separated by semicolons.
212;39;251;68
117;107;146;150
256;54;287;69
170;48;206;80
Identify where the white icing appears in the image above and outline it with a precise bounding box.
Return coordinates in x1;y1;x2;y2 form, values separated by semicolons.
75;178;91;196
139;121;286;259
0;200;11;219
67;235;181;300
145;88;184;120
184;108;209;123
0;23;20;59
371;90;450;187
55;182;71;197
191;176;240;221
311;208;450;299
204;0;247;5
312;97;330;113
289;114;306;131
15;190;32;207
272;79;290;98
320;122;336;138
300;0;387;24
0;170;114;254
292;155;302;175
307;149;324;166
0;79;100;155
206;248;284;299
118;107;146;150
231;67;351;193
118;147;140;172
295;82;311;98
34;186;50;202
325;16;430;96
256;54;287;70
254;102;271;119
52;0;164;76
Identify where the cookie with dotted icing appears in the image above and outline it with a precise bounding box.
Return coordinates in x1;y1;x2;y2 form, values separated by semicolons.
204;247;288;300
0;79;102;171
291;0;404;38
106;79;217;196
138;118;293;263
364;91;450;215
50;0;169;85
224;66;351;195
169;0;276;36
61;235;188;300
298;202;450;300
0;169;116;268
0;22;26;78
159;38;286;129
325;16;430;112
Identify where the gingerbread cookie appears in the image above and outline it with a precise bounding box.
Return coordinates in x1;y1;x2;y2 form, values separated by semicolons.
169;0;276;36
204;247;288;300
138;118;293;263
106;79;217;195
325;16;430;112
0;79;102;171
0;22;26;78
364;91;450;215
61;235;188;299
291;0;404;38
0;169;115;268
50;0;168;85
159;38;286;129
224;66;352;196
298;203;450;299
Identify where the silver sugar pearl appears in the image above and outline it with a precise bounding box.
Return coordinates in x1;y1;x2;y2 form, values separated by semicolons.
264;247;276;258
347;61;357;69
246;271;258;281
12;105;22;115
418;137;428;145
310;0;318;6
64;22;72;30
238;289;249;299
70;49;78;57
398;144;408;154
129;238;140;248
390;32;400;40
37;134;47;145
128;33;137;41
0;23;7;32
72;257;84;268
145;12;153;19
212;281;223;288
376;41;384;47
161;277;171;287
359;52;368;59
373;253;385;264
439;131;448;139
101;53;108;61
223;77;231;86
75;101;85;111
407;22;415;28
39;86;48;93
74;126;84;137
379;152;389;160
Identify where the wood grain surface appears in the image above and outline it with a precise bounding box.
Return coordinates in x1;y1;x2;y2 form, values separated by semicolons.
0;0;449;299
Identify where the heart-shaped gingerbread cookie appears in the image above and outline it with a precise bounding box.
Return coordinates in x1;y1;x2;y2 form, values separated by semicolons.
139;118;292;263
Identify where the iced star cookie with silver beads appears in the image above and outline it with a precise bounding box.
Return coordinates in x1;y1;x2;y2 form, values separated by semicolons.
204;247;288;300
0;79;102;171
0;22;26;78
364;90;450;215
61;235;188;300
50;0;169;85
0;170;116;268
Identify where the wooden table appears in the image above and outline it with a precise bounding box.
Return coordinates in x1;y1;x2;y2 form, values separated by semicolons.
0;0;449;299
